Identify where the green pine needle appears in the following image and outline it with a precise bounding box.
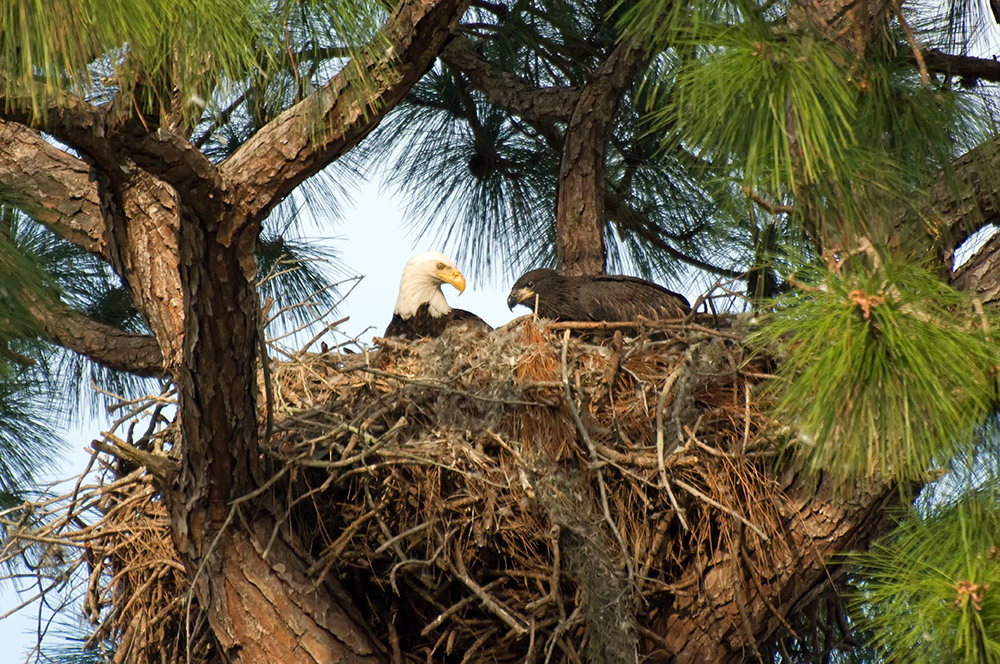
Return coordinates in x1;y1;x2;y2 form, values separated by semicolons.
849;487;1000;663
0;373;64;493
623;3;994;246
1;0;386;126
256;226;351;334
753;260;999;482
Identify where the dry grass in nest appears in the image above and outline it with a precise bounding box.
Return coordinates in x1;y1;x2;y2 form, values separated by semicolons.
0;469;213;664
268;314;784;663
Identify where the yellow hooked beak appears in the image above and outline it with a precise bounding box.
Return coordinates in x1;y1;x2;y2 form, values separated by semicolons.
436;266;467;294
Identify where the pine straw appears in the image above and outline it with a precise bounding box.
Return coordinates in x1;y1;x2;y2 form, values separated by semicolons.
0;314;784;664
0;394;210;664
268;315;783;664
78;471;213;664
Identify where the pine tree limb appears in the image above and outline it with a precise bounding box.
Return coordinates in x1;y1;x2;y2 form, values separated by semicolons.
0;119;107;258
925;136;1000;257
108;118;227;222
0;97;228;225
605;192;744;278
557;41;646;275
920;49;1000;84
441;35;581;123
219;0;472;240
94;432;178;481
22;289;165;377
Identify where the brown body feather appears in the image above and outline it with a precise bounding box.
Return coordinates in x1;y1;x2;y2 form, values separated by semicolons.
384;303;490;340
507;268;690;321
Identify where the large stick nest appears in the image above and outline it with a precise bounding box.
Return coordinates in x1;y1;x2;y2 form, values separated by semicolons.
267;315;782;663
1;314;790;664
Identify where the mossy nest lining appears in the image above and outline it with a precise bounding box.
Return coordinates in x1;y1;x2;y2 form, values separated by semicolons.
268;314;783;663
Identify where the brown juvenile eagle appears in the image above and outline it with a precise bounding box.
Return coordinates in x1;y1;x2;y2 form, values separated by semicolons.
507;268;690;321
384;252;490;339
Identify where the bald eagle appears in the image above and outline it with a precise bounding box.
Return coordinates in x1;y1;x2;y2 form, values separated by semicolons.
384;252;490;339
507;268;690;322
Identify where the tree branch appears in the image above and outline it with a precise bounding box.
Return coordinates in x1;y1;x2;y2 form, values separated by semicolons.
951;229;1000;304
219;0;472;240
441;35;580;123
109;118;227;222
1;96;227;224
928;136;1000;254
920;49;1000;84
0;119;108;258
880;131;1000;302
556;40;646;275
605;192;744;279
936;137;1000;303
22;289;165;376
0;86;113;163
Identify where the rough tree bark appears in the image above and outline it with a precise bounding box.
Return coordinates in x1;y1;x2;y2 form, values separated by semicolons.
555;41;645;276
934;136;1000;300
658;475;896;662
0;120;107;255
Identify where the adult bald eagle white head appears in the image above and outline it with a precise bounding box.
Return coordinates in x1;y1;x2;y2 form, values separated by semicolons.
384;252;491;339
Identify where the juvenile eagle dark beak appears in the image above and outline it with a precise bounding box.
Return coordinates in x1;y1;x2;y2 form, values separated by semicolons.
507;287;533;311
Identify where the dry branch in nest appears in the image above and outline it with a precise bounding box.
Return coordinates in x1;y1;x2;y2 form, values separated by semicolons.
267;314;784;664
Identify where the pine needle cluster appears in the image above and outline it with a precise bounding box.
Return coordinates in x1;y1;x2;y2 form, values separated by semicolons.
0;0;386;126
623;0;991;249
754;259;999;482
850;486;1000;663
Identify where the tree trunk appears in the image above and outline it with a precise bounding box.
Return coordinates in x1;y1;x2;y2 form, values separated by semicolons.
83;2;470;661
555;42;644;276
157;1;470;658
187;519;381;662
657;474;895;662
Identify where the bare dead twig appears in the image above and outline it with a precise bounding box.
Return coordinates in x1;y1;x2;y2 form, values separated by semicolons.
892;0;930;89
743;186;795;215
673;478;769;542
449;541;528;636
656;362;690;532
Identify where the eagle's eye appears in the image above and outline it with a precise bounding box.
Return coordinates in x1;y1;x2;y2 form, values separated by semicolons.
526;281;533;288
436;262;446;270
